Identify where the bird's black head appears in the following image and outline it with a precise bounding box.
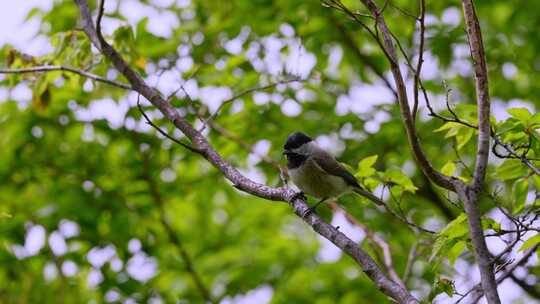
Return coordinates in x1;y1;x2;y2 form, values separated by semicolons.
283;131;313;151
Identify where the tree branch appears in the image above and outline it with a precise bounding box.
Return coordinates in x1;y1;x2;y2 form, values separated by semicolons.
71;0;419;302
203;77;303;127
357;0;457;191
462;0;491;193
464;244;538;303
136;94;201;153
460;1;500;303
492;136;540;177
412;0;425;121
0;65;131;90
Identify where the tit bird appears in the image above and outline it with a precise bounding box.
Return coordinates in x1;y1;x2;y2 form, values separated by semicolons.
283;131;377;214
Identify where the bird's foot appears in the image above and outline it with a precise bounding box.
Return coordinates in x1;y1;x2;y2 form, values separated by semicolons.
302;205;317;218
301;197;327;219
290;191;307;202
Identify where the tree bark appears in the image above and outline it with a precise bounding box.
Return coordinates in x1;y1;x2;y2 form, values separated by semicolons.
460;1;500;303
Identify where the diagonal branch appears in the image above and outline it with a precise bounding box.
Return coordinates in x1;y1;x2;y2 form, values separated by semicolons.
463;244;538;303
136;94;201;153
357;0;457;192
0;65;131;90
492;136;540;177
72;0;419;302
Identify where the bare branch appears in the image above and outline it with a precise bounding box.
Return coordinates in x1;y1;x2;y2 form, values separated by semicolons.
348;1;499;302
199;77;303;131
460;0;499;302
402;241;419;286
0;65;131;90
357;0;457;191
462;1;491;193
492;136;540;177
323;0;395;63
412;0;425;121
454;182;500;304
136;94;201;153
462;244;538;304
72;1;419;302
389;3;420;21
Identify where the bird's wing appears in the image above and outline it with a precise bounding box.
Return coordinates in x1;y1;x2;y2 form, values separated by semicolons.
310;148;360;188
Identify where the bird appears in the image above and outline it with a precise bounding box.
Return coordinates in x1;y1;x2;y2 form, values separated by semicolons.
283;131;381;215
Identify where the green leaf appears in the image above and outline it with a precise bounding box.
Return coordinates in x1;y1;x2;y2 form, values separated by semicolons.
25;7;42;21
0;212;12;219
429;278;455;301
456;127;474;150
363;177;380;192
482;218;501;232
356;155;378;178
495;159;528;180
438;278;455;297
532;175;540;190
384;169;417;193
507;107;532;124
434;122;462;132
519;233;540;252
448;241;465;266
439;213;468;239
441;162;457;176
512;178;529;214
530;113;540;129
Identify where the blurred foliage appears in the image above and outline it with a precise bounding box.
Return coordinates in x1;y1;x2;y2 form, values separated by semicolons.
1;0;540;303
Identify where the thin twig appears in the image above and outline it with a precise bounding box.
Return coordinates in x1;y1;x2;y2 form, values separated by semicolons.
412;0;425;121
492;136;540;177
456;244;538;304
136;94;201;153
0;66;131;90
402;241;419;285
389;2;419;20
203;77;303;127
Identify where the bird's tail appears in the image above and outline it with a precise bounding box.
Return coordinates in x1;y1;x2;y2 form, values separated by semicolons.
353;186;385;207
